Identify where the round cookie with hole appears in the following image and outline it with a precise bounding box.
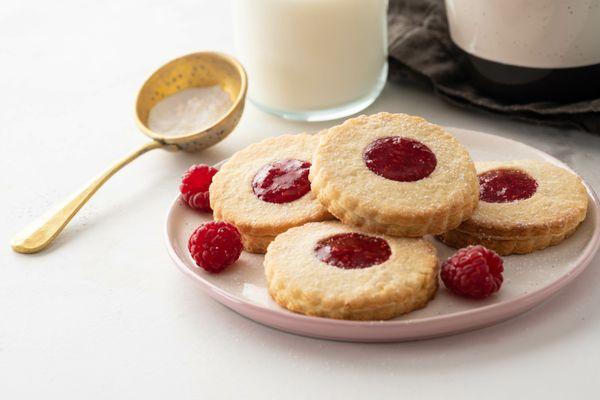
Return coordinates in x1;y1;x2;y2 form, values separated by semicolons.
310;113;479;237
264;221;439;320
437;160;588;255
210;134;332;253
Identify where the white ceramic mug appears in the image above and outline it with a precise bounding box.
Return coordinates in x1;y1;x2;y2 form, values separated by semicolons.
446;0;600;68
445;0;600;101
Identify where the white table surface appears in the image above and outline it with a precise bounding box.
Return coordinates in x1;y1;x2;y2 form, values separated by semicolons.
2;1;600;399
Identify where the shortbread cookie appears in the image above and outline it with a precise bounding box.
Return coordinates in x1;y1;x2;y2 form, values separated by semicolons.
310;113;479;237
210;134;332;253
264;221;439;320
438;160;588;255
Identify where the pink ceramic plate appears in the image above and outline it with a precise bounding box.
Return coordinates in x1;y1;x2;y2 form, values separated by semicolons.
165;127;600;342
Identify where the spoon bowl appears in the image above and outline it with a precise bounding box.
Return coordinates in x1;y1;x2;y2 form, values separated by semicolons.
136;52;246;151
12;51;247;254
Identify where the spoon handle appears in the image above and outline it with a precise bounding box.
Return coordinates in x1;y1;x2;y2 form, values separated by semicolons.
11;141;164;254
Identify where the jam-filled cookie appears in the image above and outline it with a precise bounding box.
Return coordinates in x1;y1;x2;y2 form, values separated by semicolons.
210;134;332;253
438;160;588;255
264;221;439;320
310;113;479;237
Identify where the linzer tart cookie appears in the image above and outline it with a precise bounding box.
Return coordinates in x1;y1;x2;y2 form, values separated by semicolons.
264;221;439;320
310;113;479;237
438;160;588;255
210;134;332;253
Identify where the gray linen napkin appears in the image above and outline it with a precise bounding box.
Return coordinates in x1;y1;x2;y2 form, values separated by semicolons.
387;0;600;133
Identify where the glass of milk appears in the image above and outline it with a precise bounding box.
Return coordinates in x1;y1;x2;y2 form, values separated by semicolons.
232;0;388;121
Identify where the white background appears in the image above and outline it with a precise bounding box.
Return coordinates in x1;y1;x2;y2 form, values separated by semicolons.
2;1;600;399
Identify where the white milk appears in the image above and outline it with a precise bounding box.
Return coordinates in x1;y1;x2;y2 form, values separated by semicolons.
232;0;388;118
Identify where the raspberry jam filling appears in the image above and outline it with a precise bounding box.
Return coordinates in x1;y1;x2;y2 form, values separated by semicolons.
478;168;538;203
252;159;312;203
314;233;392;269
363;136;437;182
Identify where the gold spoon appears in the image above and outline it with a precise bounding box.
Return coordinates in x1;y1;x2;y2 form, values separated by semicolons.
11;51;247;254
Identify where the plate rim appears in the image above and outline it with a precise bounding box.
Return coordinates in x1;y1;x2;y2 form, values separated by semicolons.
164;127;600;338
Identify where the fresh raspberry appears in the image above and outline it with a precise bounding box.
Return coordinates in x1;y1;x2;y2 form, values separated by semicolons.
188;221;243;273
180;164;218;212
441;245;504;299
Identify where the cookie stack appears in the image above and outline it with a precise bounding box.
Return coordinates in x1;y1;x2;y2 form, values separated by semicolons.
209;113;588;320
438;160;588;255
